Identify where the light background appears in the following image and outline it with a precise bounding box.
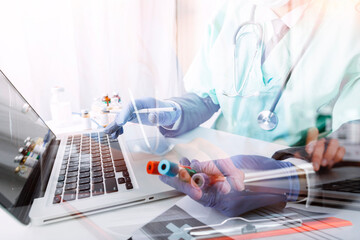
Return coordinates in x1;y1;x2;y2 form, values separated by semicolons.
0;0;223;120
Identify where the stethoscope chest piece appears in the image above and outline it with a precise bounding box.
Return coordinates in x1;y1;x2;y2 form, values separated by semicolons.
257;110;278;131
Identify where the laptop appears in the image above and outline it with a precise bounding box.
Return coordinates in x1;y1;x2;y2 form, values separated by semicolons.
0;70;181;225
309;165;360;210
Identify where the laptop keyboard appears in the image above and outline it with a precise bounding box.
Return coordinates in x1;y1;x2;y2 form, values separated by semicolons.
321;177;360;194
53;132;133;204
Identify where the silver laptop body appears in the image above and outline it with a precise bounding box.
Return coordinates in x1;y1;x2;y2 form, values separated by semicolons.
0;70;180;225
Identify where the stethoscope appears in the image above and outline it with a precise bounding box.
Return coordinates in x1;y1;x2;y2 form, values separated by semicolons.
223;3;324;131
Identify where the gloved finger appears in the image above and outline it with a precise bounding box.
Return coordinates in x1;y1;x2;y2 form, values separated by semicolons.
191;159;244;192
330;146;345;168
191;172;231;194
104;121;121;135
214;158;245;191
190;159;223;176
110;127;123;139
148;111;177;126
311;138;325;171
179;157;191;166
159;175;202;200
323;139;339;167
117;98;158;125
212;180;231;194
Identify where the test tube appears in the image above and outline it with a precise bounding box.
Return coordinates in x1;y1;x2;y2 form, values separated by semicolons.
191;173;226;189
147;159;196;177
179;169;191;183
146;161;161;175
158;159;179;177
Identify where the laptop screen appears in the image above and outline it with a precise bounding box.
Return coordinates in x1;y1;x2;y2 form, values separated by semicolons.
0;70;56;217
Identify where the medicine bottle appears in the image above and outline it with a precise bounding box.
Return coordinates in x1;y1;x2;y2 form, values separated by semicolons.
100;108;110;127
81;109;92;130
50;87;72;126
102;94;111;107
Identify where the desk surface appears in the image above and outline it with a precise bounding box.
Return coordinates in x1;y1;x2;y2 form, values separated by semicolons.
1;124;359;240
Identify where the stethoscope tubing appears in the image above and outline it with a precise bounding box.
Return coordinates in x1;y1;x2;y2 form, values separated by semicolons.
228;2;326;130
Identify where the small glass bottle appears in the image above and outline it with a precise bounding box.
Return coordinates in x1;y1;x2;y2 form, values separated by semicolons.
111;92;121;103
18;147;29;156
50;87;72;126
100;107;110;127
102;94;111;107
81;109;92;130
23;156;38;167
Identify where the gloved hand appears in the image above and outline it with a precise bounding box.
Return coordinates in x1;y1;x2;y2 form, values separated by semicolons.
160;155;300;217
104;97;181;139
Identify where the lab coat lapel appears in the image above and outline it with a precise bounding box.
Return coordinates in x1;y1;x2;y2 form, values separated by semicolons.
261;0;325;88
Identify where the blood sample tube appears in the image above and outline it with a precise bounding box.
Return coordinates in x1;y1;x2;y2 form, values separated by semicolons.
191;173;225;189
146;161;161;175
158;159;179;177
179;169;192;183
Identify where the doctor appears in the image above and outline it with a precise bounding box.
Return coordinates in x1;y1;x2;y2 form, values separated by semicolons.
105;0;360;215
106;0;359;170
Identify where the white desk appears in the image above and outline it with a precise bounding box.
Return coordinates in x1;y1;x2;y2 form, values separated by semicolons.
1;125;359;240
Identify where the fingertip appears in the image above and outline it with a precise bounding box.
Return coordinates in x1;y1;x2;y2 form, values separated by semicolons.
327;160;334;168
111;132;117;139
179;157;191;166
313;162;320;171
321;159;327;167
339;146;346;158
148;113;158;125
305;141;316;154
190;159;201;172
104;121;118;134
110;127;123;139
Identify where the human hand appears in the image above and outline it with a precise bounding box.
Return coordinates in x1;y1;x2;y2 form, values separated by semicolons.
305;127;345;171
160;155;299;217
104;97;181;139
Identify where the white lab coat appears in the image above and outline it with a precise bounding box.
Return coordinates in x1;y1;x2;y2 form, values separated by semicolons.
184;0;360;145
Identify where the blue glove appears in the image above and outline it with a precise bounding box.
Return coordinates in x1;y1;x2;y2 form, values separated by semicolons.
159;93;220;138
160;155;300;217
104;97;181;139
